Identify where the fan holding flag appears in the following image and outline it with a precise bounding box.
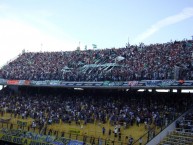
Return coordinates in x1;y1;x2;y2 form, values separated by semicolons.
92;44;97;49
115;56;125;63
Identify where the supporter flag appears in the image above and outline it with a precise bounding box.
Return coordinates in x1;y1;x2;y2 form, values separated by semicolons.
187;43;192;47
115;56;125;62
103;81;110;86
85;45;87;50
128;81;138;86
76;46;80;51
92;44;97;49
179;80;184;84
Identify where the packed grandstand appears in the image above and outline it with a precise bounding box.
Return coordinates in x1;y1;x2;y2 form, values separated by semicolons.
0;40;192;145
0;87;192;145
0;40;192;81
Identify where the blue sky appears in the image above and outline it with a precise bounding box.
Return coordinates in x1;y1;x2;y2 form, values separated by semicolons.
0;0;193;66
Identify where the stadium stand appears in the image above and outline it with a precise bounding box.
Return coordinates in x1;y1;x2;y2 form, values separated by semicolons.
159;113;193;145
0;40;193;145
0;86;192;145
0;40;192;81
0;87;190;132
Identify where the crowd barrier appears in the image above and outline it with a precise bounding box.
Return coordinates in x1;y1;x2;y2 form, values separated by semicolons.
0;115;179;145
0;122;133;145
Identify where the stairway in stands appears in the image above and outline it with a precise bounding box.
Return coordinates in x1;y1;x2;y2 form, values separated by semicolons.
159;130;193;145
159;113;193;145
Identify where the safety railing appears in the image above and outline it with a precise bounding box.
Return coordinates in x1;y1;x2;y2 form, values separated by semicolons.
0;122;135;145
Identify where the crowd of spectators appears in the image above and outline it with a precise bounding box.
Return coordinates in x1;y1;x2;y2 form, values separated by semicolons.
0;88;192;131
0;40;192;81
176;112;193;134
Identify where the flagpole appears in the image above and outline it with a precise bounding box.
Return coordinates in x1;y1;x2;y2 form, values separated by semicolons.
128;37;129;45
127;37;130;48
77;41;80;51
41;43;43;52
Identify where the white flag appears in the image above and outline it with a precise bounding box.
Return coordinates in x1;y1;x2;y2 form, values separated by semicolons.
116;56;125;62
